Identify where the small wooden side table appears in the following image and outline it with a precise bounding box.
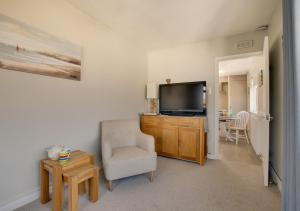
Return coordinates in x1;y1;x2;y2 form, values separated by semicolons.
64;164;99;211
40;150;96;211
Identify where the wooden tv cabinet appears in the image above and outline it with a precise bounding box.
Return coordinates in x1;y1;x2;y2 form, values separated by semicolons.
141;115;207;165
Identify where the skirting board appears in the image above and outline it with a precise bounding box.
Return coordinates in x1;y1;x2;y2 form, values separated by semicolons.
0;163;103;211
0;186;52;211
270;165;282;193
207;153;219;160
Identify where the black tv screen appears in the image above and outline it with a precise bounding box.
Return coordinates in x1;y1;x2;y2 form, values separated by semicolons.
159;81;206;116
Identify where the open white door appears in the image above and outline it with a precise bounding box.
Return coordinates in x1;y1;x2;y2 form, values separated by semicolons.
261;36;271;186
249;36;270;186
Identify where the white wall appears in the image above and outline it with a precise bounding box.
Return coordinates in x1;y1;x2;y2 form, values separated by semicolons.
228;75;247;114
148;31;267;156
219;77;228;111
268;1;283;181
219;84;228;110
0;0;147;207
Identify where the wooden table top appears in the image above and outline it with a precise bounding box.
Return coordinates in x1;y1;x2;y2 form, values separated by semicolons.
43;150;95;171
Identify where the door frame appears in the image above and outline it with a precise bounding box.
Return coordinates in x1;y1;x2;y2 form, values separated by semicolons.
214;51;262;159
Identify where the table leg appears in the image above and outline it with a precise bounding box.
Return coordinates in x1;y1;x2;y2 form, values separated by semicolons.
78;154;96;195
40;161;50;203
226;128;235;142
89;167;99;202
78;182;86;195
53;167;63;211
69;177;78;211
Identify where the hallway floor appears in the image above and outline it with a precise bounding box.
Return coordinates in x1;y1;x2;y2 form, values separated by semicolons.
219;137;261;165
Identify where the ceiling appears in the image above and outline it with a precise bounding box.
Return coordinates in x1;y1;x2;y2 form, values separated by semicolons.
67;0;279;50
219;57;256;76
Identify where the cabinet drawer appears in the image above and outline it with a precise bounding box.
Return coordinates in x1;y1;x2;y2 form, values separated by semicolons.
178;118;200;128
142;116;160;126
161;117;178;127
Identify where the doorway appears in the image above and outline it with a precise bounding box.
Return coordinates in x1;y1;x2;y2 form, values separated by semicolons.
217;55;261;163
214;37;271;186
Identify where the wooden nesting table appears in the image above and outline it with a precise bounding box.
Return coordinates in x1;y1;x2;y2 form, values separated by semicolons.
40;150;96;211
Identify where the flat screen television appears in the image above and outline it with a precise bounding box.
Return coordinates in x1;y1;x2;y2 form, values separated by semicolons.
159;81;206;116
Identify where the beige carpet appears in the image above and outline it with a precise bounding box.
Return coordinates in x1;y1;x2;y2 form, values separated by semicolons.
17;140;280;211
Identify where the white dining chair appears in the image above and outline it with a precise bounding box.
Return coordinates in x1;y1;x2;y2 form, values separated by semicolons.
226;111;250;144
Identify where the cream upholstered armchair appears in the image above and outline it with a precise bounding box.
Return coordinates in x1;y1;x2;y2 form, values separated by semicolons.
101;119;157;191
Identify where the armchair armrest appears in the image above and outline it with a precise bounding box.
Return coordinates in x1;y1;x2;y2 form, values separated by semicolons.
136;132;155;152
102;140;112;162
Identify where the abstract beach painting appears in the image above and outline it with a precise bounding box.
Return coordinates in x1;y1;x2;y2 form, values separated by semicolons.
0;14;81;80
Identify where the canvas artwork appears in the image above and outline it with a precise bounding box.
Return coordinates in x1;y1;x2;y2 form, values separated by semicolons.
0;14;81;80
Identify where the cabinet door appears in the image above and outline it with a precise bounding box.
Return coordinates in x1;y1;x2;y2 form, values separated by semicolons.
178;128;199;161
141;125;161;153
161;126;179;158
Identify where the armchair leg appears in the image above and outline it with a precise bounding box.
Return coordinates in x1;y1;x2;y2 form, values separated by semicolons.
149;171;154;182
108;180;113;192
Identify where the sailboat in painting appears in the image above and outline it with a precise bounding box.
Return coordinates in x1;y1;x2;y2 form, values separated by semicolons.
0;14;81;80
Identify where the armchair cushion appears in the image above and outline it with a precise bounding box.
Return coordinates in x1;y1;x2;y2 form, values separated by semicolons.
102;141;112;162
104;146;157;181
